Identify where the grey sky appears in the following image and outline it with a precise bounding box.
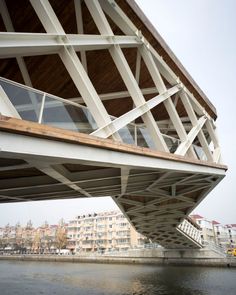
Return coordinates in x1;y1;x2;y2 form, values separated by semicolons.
0;0;235;227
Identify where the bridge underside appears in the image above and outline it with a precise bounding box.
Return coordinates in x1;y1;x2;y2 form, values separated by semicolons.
0;116;225;249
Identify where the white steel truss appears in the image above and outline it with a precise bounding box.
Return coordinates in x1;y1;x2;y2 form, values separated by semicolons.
0;0;225;248
0;0;221;163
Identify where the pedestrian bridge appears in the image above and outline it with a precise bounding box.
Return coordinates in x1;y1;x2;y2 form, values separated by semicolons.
0;0;226;248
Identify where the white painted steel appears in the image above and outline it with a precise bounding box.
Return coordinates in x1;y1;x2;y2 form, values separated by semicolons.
0;0;225;248
0;132;225;177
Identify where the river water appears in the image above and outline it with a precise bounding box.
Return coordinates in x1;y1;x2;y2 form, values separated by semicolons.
0;260;235;295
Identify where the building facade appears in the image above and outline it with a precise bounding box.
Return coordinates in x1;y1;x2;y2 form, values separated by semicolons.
191;214;236;250
0;212;146;254
226;224;236;248
67;211;146;253
0;221;67;254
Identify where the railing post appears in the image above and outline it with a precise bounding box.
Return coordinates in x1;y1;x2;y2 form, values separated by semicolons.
38;93;46;124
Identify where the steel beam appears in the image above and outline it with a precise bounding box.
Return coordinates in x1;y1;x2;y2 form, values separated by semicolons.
0;33;141;58
84;0;169;151
175;116;207;156
179;90;214;161
0;131;226;176
30;0;121;141
91;85;180;138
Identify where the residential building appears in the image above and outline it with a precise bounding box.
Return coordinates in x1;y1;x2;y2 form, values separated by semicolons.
67;211;146;253
0;221;67;254
191;214;236;250
225;224;236;248
191;214;216;245
212;221;230;250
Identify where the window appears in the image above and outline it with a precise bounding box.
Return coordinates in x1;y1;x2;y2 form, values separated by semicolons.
117;230;130;237
119;223;128;227
116;238;130;244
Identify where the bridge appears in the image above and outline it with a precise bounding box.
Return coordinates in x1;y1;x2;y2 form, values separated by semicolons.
0;0;226;249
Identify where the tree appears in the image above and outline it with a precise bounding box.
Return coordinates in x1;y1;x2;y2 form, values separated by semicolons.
32;232;42;254
24;236;33;254
0;238;5;251
44;235;54;254
55;227;67;253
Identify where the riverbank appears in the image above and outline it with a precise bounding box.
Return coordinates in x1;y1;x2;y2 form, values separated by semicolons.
0;253;235;268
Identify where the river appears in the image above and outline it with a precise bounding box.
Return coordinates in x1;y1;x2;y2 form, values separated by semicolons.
0;260;235;295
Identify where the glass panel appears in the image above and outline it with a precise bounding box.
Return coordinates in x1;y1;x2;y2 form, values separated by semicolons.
193;145;207;161
0;79;42;122
42;96;97;133
118;125;135;145
0;78;210;161
163;135;180;153
82;108;97;132
138;126;155;149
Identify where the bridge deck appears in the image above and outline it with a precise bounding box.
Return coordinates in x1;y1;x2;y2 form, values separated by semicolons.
0;115;227;171
0;116;226;248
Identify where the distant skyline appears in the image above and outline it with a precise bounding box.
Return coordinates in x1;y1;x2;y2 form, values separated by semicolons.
0;0;235;226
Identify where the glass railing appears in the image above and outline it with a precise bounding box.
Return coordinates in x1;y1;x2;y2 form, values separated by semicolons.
193;144;207;161
163;134;181;153
0;77;208;160
137;126;156;149
41;96;97;133
117;124;136;145
0;77;98;134
117;124;156;149
0;78;42;121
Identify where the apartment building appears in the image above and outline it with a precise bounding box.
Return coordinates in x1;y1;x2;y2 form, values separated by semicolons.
212;221;231;249
226;224;236;248
67;211;146;253
0;221;67;254
191;214;216;245
191;214;236;250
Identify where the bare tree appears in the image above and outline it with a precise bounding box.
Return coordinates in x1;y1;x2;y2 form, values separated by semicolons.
55;227;67;254
44;235;54;254
32;232;42;254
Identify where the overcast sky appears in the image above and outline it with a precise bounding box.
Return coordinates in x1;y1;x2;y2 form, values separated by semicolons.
0;0;235;227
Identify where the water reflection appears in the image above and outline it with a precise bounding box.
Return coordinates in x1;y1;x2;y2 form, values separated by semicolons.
0;261;235;295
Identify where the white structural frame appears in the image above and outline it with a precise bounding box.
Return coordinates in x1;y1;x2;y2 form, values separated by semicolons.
0;0;224;248
0;0;221;163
